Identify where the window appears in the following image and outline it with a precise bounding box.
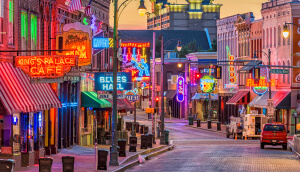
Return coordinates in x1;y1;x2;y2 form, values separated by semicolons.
156;72;160;86
266;28;269;48
263;29;265;48
263;125;285;131
31;15;37;54
8;0;14;45
21;11;28;55
278;26;281;46
288;61;291;84
274;27;276;46
288;25;291;45
270;28;272;48
283;61;285;84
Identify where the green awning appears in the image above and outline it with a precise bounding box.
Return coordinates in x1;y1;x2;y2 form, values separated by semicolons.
81;91;112;108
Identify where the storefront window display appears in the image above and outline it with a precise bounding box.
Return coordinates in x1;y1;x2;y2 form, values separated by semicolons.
13;113;21;153
0;114;12;154
34;112;44;150
21;113;34;153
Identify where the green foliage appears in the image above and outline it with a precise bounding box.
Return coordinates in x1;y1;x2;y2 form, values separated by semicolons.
175;40;200;58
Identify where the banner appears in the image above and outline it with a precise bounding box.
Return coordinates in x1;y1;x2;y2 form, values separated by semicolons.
94;72;132;91
293;17;300;84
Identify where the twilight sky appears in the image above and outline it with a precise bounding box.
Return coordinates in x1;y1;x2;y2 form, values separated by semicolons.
109;0;268;30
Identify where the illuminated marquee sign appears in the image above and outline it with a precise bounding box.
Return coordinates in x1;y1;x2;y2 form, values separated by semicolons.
15;55;77;78
225;46;238;89
56;24;92;66
93;38;109;49
190;68;197;86
121;42;150;81
246;77;276;95
200;75;216;93
177;76;185;102
94;72;132;91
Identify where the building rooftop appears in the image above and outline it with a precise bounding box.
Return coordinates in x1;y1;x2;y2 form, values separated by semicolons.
118;30;210;51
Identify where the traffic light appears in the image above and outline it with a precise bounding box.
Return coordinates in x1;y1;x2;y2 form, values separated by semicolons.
216;66;222;79
155;97;159;113
254;68;260;80
195;73;201;83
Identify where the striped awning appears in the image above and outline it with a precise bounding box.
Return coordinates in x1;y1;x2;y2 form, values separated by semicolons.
81;91;112;108
0;62;61;114
120;98;134;111
249;91;290;109
226;91;249;105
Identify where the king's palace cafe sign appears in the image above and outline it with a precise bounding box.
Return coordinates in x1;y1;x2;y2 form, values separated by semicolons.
14;55;77;78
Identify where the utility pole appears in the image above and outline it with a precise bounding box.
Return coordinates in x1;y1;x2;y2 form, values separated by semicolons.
152;32;156;143
160;36;165;145
110;0;119;166
207;63;212;129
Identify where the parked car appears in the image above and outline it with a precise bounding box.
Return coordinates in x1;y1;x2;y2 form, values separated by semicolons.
260;123;289;150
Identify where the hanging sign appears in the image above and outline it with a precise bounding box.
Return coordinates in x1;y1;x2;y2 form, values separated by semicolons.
56;22;92;66
293;17;300;84
200;75;216;93
97;93;125;99
246;77;276;95
176;76;184;102
94;72;132;91
225;46;238;89
121;42;151;81
15;55;77;78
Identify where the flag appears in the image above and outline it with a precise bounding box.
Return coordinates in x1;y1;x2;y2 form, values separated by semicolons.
85;0;92;16
68;0;82;12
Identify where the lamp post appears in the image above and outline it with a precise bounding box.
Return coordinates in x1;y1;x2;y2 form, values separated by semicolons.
160;38;181;144
254;49;272;120
110;0;146;166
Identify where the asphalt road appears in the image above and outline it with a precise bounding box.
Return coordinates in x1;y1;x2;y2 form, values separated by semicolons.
124;115;300;172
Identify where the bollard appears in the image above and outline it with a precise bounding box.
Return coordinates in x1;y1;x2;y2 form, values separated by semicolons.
164;130;170;145
147;134;153;148
98;149;109;170
197;119;201;127
188;116;193;125
129;136;137;152
0;159;15;172
217;122;221;131
144;126;149;134
62;156;74;172
207;120;212;129
118;139;127;157
141;135;148;149
39;157;53;172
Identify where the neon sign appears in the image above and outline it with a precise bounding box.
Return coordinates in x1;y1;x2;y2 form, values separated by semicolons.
93;38;109;49
200;75;216;93
56;28;92;66
246;77;276;95
177;76;185;102
225;46;238;90
190;68;197;85
121;42;150;81
94;72;132;91
15;55;77;78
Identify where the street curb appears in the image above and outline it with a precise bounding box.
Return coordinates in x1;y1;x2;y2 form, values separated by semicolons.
185;125;227;135
288;140;300;159
119;145;167;165
112;144;175;172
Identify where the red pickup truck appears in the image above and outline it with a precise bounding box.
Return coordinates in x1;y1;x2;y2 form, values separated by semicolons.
260;123;289;150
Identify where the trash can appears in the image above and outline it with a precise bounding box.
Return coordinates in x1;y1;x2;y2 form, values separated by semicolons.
144;126;149;134
129;136;137;152
217;122;221;131
147;134;153;148
118;139;126;157
207;120;212;129
141;134;148;149
164;130;169;145
135;123;139;133
62;156;74;172
140;125;145;134
98;149;109;170
188;116;193;125
39;157;53;172
197;119;201;127
0;159;15;172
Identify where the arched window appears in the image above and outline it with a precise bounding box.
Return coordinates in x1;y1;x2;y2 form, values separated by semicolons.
288;25;291;45
283;26;286;45
283;61;285;84
288;60;291;84
274;27;276;47
266;28;269;48
278;26;281;46
263;29;265;48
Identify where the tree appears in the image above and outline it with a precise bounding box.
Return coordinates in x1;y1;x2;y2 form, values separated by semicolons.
175;40;199;58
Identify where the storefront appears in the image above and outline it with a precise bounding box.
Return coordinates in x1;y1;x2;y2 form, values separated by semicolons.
192;93;218;121
225;91;250;119
164;90;180;118
0;62;61;168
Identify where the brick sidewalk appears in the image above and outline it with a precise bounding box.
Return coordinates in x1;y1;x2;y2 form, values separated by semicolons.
186;122;227;134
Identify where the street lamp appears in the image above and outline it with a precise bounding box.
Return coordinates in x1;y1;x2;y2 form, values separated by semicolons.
283;24;289;38
160;38;181;145
138;0;147;16
178;63;182;68
110;0;146;166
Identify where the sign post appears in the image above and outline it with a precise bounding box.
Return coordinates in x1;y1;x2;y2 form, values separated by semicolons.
267;99;274;119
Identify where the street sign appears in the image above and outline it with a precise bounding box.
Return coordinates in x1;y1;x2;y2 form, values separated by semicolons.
267;99;274;117
270;69;289;74
145;108;154;113
126;95;140;102
97;93;125;99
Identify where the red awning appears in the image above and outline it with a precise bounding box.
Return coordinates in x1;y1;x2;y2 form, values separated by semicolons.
106;99;126;110
226;91;249;105
120;98;135;111
0;62;61;114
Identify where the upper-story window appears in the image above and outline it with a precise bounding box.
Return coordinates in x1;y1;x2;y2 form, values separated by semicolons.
270;28;272;48
21;11;28;54
31;15;37;54
263;29;265;48
278;26;281;46
274;27;276;47
266;28;269;48
8;0;14;45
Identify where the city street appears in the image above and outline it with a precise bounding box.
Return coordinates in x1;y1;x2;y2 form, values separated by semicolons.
125;113;300;172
